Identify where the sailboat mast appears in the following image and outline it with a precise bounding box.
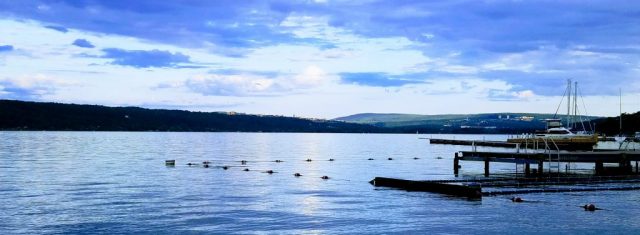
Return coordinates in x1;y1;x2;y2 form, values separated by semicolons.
567;79;572;128
574;81;578;130
620;88;622;134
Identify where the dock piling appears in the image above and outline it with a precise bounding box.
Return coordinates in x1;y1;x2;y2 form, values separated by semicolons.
454;153;460;176
538;161;544;176
484;158;490;177
595;161;604;175
623;160;632;174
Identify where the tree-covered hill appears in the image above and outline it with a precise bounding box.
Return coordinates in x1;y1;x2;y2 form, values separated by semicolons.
2;99;635;134
0;100;383;133
590;111;640;136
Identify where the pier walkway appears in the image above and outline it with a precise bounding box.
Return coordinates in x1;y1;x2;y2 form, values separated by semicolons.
429;138;517;148
456;151;640;177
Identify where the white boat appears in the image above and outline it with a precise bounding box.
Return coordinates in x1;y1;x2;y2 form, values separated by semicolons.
507;119;598;150
506;80;598;150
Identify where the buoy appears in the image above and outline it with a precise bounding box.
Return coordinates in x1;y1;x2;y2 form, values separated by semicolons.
165;160;176;166
583;204;597;211
203;164;210;168
368;158;374;160
329;158;335;161
240;160;247;165
243;168;250;171
294;173;302;177
306;159;312;162
511;197;523;203
202;161;211;164
222;166;229;170
321;175;329;180
413;157;420;160
275;160;283;163
266;170;274;174
387;157;393;160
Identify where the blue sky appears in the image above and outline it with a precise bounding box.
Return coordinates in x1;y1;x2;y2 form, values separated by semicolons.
0;0;638;118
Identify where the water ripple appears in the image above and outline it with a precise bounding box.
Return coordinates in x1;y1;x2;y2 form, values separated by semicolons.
2;132;640;234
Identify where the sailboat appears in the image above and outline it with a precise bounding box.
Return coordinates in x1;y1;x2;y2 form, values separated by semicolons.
507;79;598;150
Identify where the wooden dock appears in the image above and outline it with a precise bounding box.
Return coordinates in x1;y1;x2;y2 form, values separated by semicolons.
375;141;640;199
455;151;640;177
429;138;598;151
459;151;640;163
429;138;517;148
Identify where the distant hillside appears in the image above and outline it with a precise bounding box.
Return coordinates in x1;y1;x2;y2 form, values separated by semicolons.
2;99;627;134
335;113;467;125
0;100;383;133
335;113;602;134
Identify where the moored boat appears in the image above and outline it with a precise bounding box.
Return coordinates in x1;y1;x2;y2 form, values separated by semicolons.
506;80;599;150
507;119;598;150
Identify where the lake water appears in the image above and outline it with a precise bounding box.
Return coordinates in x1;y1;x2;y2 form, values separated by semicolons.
1;132;639;234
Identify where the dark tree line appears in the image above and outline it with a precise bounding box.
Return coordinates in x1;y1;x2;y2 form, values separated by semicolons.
590;111;640;136
0;100;384;133
1;99;637;135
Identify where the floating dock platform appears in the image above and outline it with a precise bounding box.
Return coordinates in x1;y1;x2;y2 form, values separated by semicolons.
371;175;640;198
376;140;640;199
370;177;482;198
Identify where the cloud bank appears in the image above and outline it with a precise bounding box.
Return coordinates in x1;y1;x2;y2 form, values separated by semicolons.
0;1;638;117
100;48;190;68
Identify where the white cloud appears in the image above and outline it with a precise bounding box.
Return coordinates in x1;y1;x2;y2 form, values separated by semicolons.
2;74;69;89
292;65;334;87
279;15;340;40
185;74;277;96
181;65;335;96
437;65;478;74
515;90;536;99
0;8;637;119
0;74;73;99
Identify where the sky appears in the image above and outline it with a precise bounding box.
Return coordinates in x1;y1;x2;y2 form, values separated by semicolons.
0;0;639;119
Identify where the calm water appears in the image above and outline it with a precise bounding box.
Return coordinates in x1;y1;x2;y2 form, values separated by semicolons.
1;132;639;234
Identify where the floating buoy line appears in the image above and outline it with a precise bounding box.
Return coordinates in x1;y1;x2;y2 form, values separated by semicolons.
165;156;398;181
168;158;623;209
166;156;423;170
